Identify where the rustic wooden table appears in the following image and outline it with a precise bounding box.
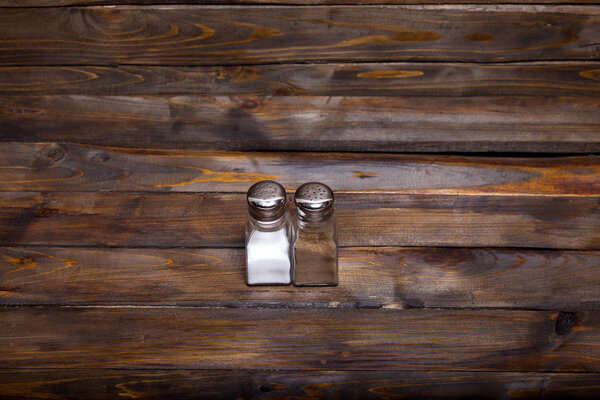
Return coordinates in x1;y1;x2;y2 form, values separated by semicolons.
1;0;600;398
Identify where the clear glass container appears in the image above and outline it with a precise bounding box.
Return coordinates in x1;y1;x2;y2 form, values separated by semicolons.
245;181;292;286
293;182;338;286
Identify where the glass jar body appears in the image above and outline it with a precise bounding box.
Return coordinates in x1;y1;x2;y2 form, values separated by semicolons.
245;214;293;286
293;214;338;286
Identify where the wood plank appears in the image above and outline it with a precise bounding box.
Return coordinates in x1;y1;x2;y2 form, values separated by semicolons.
2;143;599;195
2;63;600;97
0;192;598;248
2;246;600;309
2;370;600;400
1;6;598;65
4;0;600;5
1;307;598;370
2;96;599;153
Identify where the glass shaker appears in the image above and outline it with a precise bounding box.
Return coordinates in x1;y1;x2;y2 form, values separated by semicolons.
293;182;338;286
245;180;292;286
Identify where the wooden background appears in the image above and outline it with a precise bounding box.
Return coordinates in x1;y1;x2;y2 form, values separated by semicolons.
0;0;599;397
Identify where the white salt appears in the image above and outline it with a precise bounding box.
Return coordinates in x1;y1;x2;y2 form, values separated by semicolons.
246;227;291;285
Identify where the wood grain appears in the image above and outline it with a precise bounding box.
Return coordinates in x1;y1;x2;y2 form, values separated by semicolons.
2;370;600;400
4;0;600;5
2;96;599;153
0;192;598;248
2;246;600;309
1;307;598;370
2;143;599;195
1;0;599;395
2;63;600;97
1;6;599;65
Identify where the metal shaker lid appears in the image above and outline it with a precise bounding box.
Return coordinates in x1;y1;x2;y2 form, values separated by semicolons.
247;180;287;222
294;182;334;222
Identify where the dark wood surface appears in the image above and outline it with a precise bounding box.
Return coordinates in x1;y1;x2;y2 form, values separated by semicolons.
1;143;599;194
1;0;599;397
1;6;599;65
4;0;600;5
2;246;600;309
2;96;599;152
1;191;598;248
2;307;598;371
2;63;600;97
3;370;600;400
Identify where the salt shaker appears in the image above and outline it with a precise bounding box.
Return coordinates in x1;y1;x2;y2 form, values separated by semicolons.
245;180;292;286
293;182;338;286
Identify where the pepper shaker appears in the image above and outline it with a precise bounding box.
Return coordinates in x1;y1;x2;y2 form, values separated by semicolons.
245;180;292;286
293;182;338;286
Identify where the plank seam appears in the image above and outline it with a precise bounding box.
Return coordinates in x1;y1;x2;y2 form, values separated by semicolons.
0;304;591;311
1;244;598;250
1;189;599;197
2;2;600;8
2;60;600;67
0;367;598;373
1;368;599;374
3;57;600;67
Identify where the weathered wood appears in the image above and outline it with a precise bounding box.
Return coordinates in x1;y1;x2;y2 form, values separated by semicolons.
2;96;599;153
2;246;600;309
4;0;600;5
2;369;600;400
0;192;598;248
2;143;599;195
1;307;598;370
1;1;598;397
1;6;599;65
2;63;600;97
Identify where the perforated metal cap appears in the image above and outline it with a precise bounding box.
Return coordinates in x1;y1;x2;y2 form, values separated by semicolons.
247;180;287;222
294;182;334;222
